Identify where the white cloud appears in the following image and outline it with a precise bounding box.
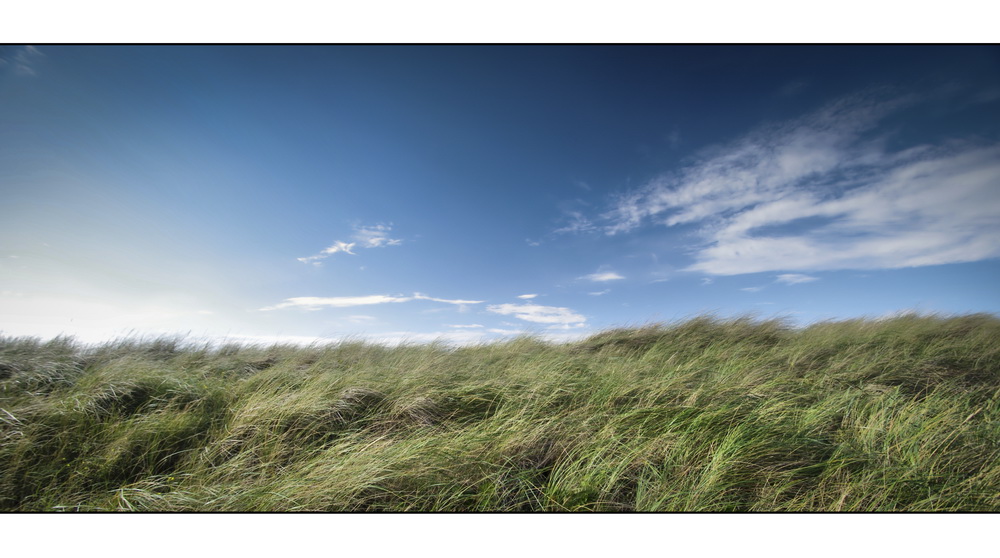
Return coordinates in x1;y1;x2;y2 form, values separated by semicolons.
297;242;354;265
260;295;410;311
554;211;596;234
297;241;356;264
488;328;523;335
352;223;402;248
447;324;484;328
517;293;538;299
604;92;908;235
775;274;818;285
740;286;765;292
411;293;485;305
582;270;625;282
588;289;610;296
486;303;586;326
545;323;588;330
326;241;357;254
260;292;483;311
298;223;400;265
599;90;1000;275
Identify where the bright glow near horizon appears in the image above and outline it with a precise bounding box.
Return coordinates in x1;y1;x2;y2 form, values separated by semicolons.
2;45;999;346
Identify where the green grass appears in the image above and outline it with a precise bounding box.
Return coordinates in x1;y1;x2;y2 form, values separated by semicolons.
2;312;998;511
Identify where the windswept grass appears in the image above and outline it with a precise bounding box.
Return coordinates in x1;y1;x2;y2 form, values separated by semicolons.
2;313;998;511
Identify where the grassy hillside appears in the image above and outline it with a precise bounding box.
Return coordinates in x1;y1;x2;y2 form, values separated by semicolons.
2;313;998;511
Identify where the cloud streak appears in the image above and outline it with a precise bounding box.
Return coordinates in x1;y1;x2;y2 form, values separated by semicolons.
554;211;596;234
352;224;403;248
299;223;401;265
598;90;1000;275
486;303;586;327
260;293;483;311
581;270;624;282
775;273;818;285
0;46;43;76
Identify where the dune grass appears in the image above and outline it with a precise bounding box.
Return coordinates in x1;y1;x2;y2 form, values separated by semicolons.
1;313;998;511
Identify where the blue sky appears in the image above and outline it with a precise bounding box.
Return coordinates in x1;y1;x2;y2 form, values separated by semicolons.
2;45;999;345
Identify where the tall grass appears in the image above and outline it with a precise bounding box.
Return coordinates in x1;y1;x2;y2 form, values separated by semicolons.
2;312;998;511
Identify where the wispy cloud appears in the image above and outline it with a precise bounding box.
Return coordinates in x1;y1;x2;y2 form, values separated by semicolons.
517;294;538;300
297;241;355;264
446;324;484;329
554;211;596;234
588;289;610;296
261;295;408;311
598;90;1000;275
298;223;401;266
581;270;624;282
777;79;808;98
352;224;402;248
0;46;43;76
486;303;586;327
260;292;483;311
775;273;818;285
412;293;484;305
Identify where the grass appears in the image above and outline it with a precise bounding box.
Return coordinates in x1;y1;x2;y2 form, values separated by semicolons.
1;312;998;511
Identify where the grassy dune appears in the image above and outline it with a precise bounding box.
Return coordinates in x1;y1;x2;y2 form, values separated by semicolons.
1;313;998;511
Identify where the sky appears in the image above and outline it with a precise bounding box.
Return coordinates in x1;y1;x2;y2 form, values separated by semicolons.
2;45;999;346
